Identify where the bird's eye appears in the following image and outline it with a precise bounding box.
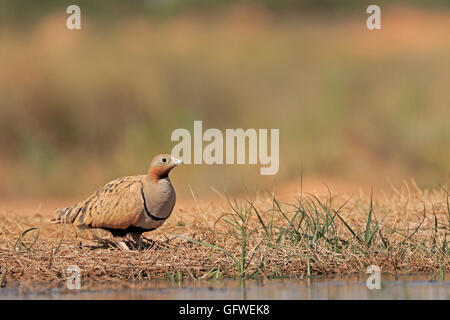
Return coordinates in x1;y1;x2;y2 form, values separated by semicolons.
161;158;167;163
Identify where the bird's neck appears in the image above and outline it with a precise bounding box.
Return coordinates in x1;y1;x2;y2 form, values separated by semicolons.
148;167;169;183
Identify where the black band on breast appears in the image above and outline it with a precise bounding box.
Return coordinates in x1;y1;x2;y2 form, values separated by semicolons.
141;187;167;221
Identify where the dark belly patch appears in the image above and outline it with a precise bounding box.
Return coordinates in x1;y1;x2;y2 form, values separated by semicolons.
100;226;156;237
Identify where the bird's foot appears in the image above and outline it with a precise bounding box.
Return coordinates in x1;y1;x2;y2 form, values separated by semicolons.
94;238;131;251
116;240;131;251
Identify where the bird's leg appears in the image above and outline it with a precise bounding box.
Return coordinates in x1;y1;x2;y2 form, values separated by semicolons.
130;233;145;250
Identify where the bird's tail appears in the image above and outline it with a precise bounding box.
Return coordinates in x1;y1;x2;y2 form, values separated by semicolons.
52;204;81;224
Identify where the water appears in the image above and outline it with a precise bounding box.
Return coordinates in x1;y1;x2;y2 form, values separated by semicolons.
1;274;448;300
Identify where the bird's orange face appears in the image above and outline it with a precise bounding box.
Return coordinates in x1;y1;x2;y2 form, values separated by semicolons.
148;154;183;181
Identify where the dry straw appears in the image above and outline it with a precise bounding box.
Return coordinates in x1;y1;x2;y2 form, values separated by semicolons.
0;182;448;290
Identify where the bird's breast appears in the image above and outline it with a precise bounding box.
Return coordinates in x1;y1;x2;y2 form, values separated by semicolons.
140;178;176;222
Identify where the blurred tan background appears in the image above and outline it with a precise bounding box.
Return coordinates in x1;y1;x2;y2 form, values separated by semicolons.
0;1;449;200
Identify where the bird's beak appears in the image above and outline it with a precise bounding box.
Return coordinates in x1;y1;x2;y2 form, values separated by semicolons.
172;157;183;166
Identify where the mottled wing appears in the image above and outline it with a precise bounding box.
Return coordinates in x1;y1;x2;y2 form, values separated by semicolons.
56;176;145;230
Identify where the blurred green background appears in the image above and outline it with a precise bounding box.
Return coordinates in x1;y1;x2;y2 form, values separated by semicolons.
0;0;449;198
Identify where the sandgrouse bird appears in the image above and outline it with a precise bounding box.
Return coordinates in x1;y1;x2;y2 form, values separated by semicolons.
54;154;182;250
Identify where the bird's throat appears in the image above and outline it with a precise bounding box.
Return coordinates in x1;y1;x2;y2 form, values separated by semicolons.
148;166;169;182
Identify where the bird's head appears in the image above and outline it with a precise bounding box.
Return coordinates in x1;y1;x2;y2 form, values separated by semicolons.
148;154;183;182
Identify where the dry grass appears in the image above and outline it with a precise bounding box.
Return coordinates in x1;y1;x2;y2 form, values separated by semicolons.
0;182;449;290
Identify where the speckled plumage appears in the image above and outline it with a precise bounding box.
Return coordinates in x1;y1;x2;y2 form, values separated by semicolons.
54;154;182;245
